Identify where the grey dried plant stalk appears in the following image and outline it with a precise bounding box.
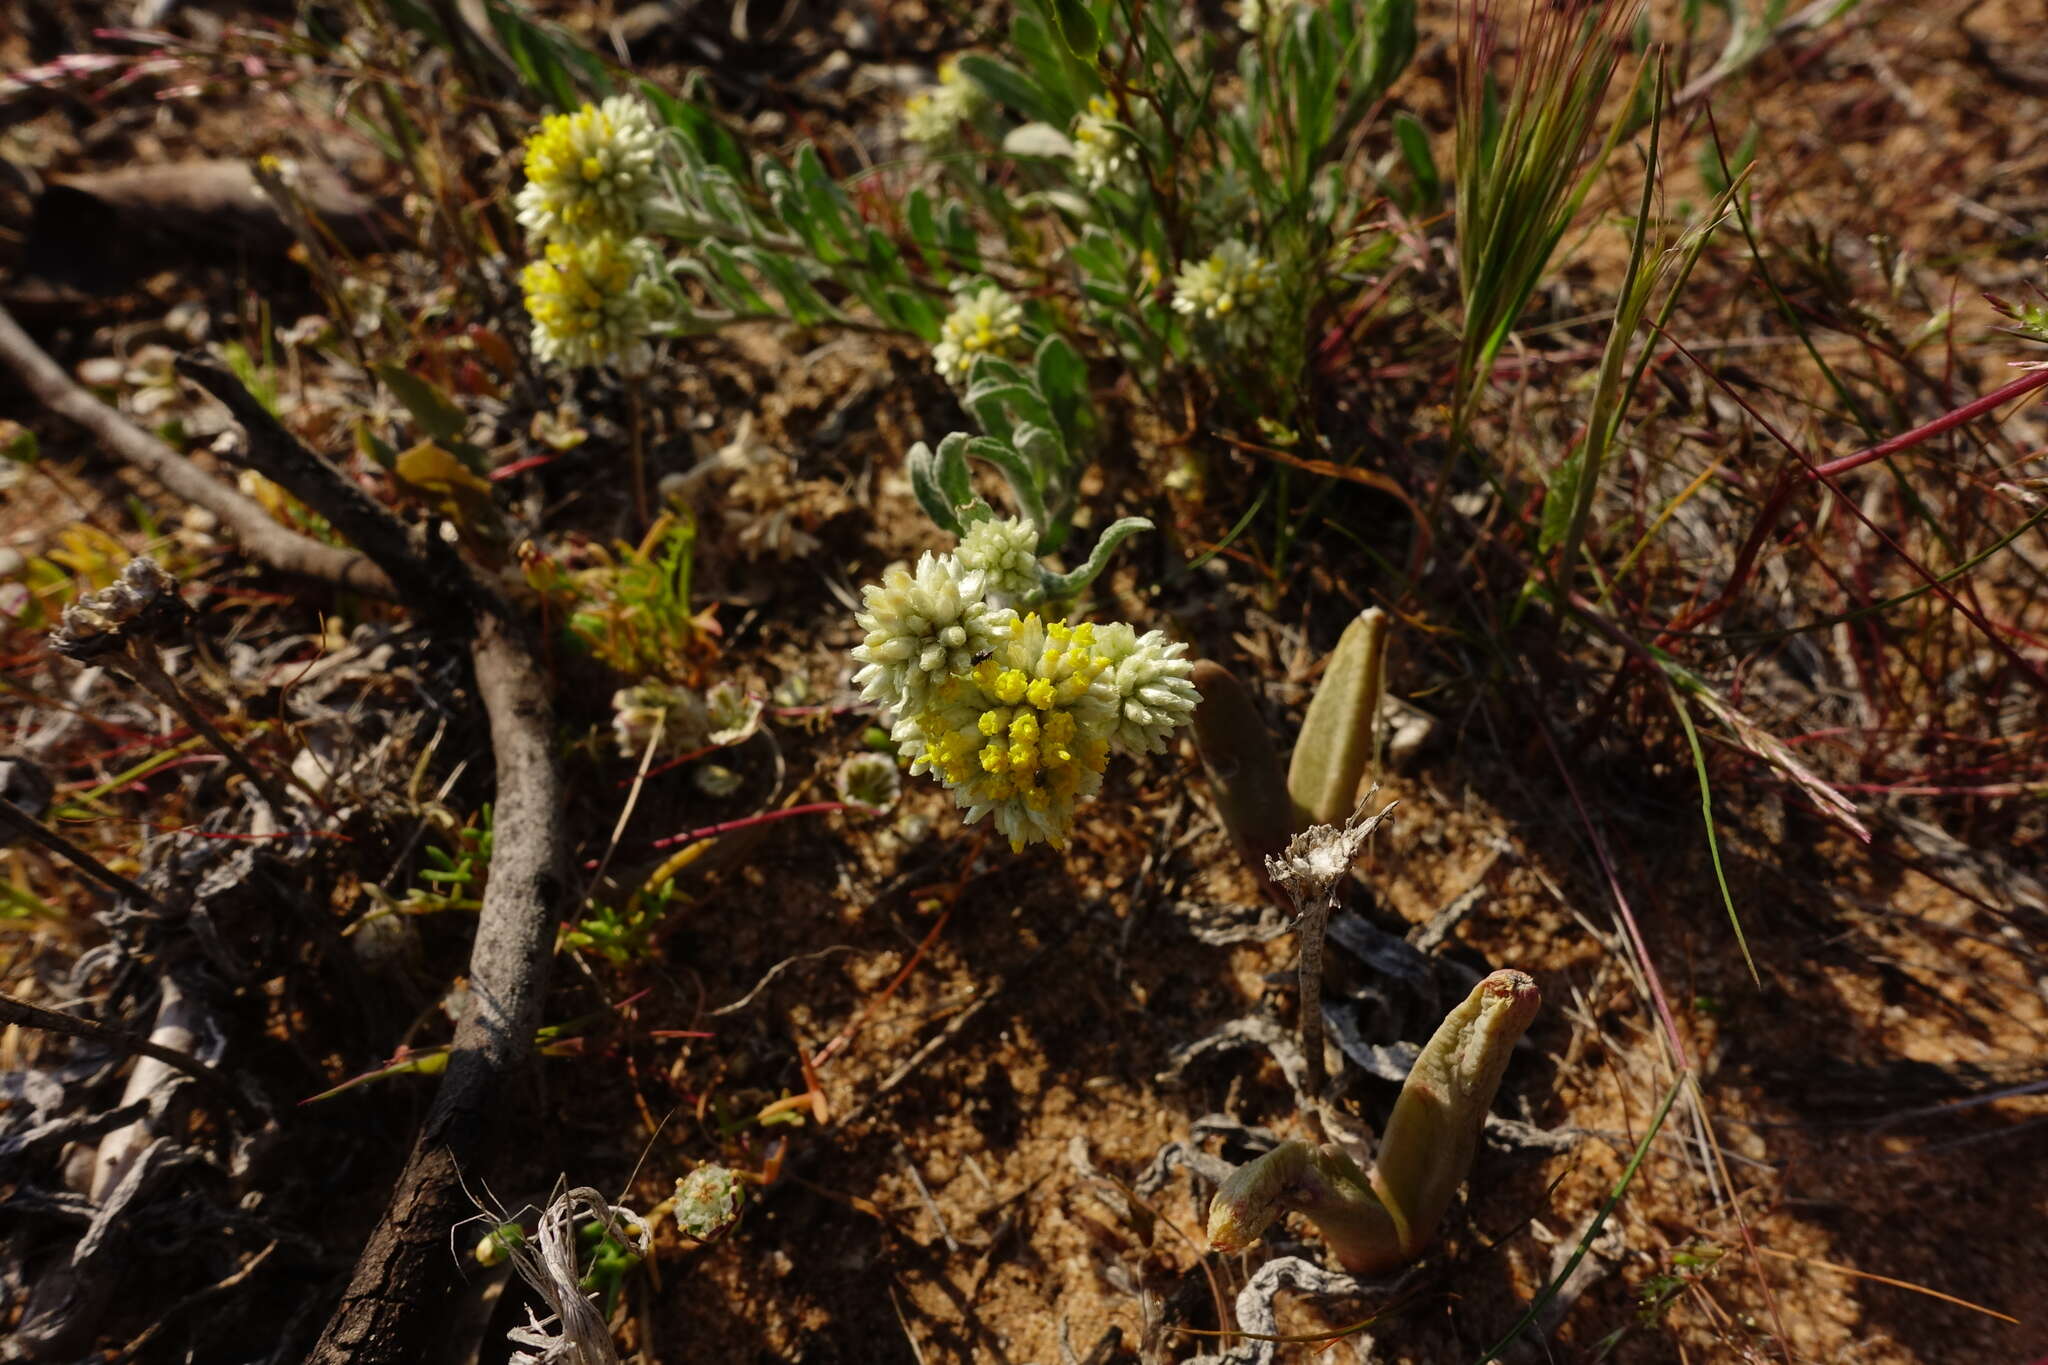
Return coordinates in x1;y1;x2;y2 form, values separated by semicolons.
1207;969;1541;1275
1265;794;1397;1101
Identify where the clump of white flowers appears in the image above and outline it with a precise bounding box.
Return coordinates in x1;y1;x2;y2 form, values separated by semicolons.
514;98;674;374
849;513;1200;850
515;96;663;243
955;515;1042;602
903;57;988;146
520;232;663;373
851;551;1016;716
1238;0;1299;34
1171;240;1280;348
1069;94;1138;191
932;283;1026;386
1093;622;1202;756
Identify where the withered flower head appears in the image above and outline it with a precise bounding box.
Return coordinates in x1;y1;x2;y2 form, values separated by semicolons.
48;557;189;662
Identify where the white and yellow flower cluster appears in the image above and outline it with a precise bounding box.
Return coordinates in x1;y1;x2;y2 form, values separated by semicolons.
955;514;1041;601
520;232;661;373
1238;0;1299;34
516;97;668;373
1070;94;1137;191
851;519;1199;850
932;284;1026;387
903;57;988;147
1171;240;1279;348
515;96;662;242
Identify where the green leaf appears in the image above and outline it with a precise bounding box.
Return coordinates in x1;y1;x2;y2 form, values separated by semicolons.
1033;334;1090;450
374;364;467;445
1287;608;1390;828
966;381;1056;436
1392;111;1439;204
1189;660;1294;880
907;444;958;535
794;143;861;256
1538;444;1586;556
955;54;1063;127
1050;0;1100;58
1035;516;1151;599
962;436;1049;533
639;78;748;178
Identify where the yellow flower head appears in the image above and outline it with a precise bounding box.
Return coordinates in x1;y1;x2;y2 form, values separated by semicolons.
932;284;1025;387
516;96;662;242
903;56;988;147
903;614;1118;850
1171;240;1279;347
520;232;659;373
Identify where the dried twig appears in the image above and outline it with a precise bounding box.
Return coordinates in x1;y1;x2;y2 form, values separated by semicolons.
0;988;261;1124
0;795;163;909
173;356;566;1365
0;302;395;599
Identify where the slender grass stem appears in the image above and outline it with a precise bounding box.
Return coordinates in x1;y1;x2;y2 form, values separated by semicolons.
122;647;293;816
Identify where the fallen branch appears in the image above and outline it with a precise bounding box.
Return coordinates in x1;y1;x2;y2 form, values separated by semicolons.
0;987;261;1125
0;302;395;600
176;356;566;1365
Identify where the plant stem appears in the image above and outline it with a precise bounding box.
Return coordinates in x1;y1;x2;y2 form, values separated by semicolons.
628;380;649;525
1299;890;1333;1103
122;646;293;816
0;797;161;909
0;988;260;1123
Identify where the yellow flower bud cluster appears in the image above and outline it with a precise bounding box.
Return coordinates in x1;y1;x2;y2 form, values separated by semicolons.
902;57;988;147
516;96;662;243
514;97;669;373
853;539;1200;851
1171;240;1279;348
932;284;1026;387
520;233;660;373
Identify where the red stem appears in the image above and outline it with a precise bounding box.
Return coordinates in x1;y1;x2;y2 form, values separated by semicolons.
648;801;850;850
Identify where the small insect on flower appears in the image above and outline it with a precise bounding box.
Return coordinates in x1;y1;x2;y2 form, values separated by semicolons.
850;550;1016;719
932;284;1027;387
1070;94;1138;191
900;614;1120;851
955;516;1041;602
521;232;661;374
902;56;988;147
515;96;663;243
1171;240;1280;347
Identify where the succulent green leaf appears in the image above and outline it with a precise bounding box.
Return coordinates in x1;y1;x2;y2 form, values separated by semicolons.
1287;608;1390;827
1189;660;1294;886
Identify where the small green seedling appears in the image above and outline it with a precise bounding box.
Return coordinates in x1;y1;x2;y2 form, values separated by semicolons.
1207;969;1540;1275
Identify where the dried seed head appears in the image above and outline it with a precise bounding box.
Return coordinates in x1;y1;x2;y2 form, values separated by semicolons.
1265;793;1397;907
48;556;188;661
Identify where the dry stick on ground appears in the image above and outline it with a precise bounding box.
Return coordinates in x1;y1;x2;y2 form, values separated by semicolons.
0;987;262;1123
0;301;397;601
0;795;164;910
175;355;566;1365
